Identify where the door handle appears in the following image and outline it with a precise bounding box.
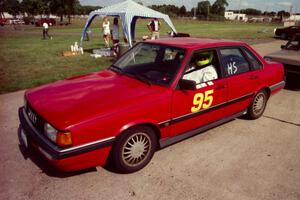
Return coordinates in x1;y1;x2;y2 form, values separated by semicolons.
249;75;258;80
215;85;226;90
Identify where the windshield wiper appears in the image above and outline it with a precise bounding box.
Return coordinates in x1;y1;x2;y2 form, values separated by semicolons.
109;65;124;75
110;66;152;86
132;73;152;86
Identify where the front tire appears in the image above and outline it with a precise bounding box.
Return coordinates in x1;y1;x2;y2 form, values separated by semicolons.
112;126;157;173
247;90;268;119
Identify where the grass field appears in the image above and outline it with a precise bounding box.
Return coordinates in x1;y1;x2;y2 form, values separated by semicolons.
0;18;279;94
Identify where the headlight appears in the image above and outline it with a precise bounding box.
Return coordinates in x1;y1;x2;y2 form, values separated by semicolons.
44;123;72;147
274;28;276;34
44;123;57;143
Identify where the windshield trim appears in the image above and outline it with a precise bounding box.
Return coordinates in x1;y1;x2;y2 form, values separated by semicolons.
111;42;188;67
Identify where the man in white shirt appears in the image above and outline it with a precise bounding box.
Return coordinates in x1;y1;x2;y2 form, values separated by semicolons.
147;18;161;40
42;21;52;40
183;51;218;84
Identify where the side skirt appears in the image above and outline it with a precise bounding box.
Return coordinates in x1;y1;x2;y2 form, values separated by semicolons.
159;109;247;148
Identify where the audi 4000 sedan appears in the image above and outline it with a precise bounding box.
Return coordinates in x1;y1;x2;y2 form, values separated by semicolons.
18;38;285;173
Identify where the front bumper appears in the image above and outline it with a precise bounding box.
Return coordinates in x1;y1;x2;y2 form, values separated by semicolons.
18;107;115;171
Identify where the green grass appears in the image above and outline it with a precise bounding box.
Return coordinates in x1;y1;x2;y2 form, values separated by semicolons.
23;18;278;39
0;34;112;93
0;19;279;94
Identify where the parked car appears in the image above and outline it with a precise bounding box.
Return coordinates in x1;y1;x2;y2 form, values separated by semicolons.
274;25;300;40
35;18;56;27
9;19;25;25
265;34;300;83
18;38;285;173
0;18;7;26
23;17;35;25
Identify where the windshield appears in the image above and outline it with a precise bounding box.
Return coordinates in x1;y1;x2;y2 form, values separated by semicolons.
285;35;300;50
112;43;186;86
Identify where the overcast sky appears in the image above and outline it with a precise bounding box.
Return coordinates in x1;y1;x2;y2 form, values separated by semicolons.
79;0;300;13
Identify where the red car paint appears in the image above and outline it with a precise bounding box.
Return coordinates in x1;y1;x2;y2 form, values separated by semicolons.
19;38;285;172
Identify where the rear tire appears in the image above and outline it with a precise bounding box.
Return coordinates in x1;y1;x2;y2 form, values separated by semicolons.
247;90;268;119
112;126;157;173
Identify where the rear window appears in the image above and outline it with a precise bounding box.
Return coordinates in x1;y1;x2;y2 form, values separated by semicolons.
220;48;250;77
243;48;263;70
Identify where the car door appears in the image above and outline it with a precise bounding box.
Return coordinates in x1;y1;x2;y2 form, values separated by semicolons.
169;49;228;137
218;46;262;116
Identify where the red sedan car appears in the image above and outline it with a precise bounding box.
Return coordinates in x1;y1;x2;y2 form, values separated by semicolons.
18;38;285;173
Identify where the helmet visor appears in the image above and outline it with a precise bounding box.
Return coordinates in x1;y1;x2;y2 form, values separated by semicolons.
196;52;213;66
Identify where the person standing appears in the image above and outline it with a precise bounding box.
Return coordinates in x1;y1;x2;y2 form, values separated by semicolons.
42;21;52;40
102;17;110;48
111;17;120;56
147;18;161;40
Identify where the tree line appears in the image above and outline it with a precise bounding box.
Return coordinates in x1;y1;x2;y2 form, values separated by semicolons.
0;0;229;19
0;0;102;22
150;0;229;18
0;0;291;21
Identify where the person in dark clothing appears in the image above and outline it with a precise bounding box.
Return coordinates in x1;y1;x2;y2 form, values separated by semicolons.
147;18;161;40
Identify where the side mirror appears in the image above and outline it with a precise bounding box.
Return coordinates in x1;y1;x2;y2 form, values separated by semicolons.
178;79;196;90
281;45;285;49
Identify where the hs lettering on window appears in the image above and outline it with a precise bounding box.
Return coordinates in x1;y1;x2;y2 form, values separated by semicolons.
227;62;237;75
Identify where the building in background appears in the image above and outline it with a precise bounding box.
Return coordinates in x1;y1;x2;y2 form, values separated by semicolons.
224;11;248;22
284;13;300;26
287;13;300;22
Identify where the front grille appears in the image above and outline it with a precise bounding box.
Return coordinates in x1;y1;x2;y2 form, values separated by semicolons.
25;104;45;134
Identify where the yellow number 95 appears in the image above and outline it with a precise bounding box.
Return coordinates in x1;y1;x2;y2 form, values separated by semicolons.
191;89;214;113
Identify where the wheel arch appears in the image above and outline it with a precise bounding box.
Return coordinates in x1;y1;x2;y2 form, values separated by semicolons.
117;122;162;144
255;86;271;99
247;86;270;120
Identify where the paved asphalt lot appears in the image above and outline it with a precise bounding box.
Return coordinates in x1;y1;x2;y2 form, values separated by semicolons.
0;40;299;200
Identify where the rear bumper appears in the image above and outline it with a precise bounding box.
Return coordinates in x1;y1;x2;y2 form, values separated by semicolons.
18;107;115;171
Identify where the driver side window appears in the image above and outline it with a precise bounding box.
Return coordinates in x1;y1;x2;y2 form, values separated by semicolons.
182;50;220;85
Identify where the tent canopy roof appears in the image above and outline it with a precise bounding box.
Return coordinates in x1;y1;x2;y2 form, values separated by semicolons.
80;0;177;47
92;0;171;17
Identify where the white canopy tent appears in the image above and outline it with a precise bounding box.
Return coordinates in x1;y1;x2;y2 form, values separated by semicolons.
80;0;177;47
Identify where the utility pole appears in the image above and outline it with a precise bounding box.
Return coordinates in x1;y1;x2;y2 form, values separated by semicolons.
207;4;210;21
193;6;197;19
289;5;293;15
289;5;294;21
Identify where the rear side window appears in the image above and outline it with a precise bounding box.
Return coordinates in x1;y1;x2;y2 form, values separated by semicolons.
243;48;262;70
220;48;250;77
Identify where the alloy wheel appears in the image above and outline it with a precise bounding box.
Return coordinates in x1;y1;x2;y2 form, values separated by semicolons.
121;132;151;167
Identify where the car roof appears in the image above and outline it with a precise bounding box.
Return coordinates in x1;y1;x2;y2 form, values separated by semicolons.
143;37;246;50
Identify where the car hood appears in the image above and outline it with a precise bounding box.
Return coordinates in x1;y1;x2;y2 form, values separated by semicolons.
266;50;300;66
26;70;163;129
